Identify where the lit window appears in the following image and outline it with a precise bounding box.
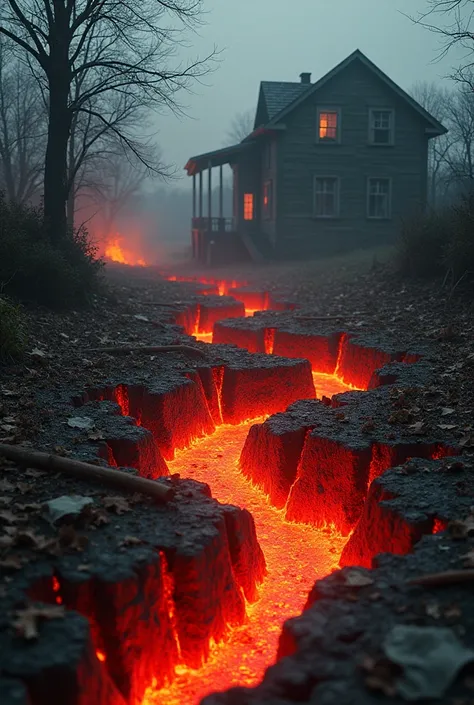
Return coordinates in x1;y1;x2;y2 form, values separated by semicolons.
367;178;391;218
243;193;254;220
263;180;273;219
369;109;394;145
318;110;339;141
313;177;338;217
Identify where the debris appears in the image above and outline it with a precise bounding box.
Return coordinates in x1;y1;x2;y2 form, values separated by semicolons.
13;604;65;640
383;624;474;700
67;416;95;430
44;495;94;525
343;570;374;587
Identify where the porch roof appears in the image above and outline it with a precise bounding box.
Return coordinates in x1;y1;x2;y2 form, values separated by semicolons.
184;141;254;176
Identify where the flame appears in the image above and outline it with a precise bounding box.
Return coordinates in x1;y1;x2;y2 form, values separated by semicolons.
96;650;106;662
103;232;148;266
52;575;63;605
142;420;347;705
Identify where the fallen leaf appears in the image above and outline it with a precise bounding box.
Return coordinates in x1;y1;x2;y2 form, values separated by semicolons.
103;496;131;514
441;408;455;416
134;314;149;322
87;430;104;441
120;535;145;546
0;510;22;525
448;516;474;539
463;549;474;568
13;604;65;640
438;424;457;430
25;469;45;478
0;554;24;570
58;524;88;551
28;348;47;359
409;421;426;435
343;570;374;587
44;495;94;525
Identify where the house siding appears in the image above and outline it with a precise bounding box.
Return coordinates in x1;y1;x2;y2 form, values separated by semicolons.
275;60;430;258
260;139;278;243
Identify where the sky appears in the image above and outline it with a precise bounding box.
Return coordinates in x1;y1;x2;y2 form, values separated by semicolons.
155;0;464;187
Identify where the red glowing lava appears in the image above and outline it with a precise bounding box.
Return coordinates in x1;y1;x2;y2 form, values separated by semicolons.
142;421;346;705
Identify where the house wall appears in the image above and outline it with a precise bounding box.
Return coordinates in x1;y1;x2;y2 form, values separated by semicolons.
260;139;278;244
275;59;430;258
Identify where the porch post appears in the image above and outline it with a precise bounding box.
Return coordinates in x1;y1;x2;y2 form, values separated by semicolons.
208;161;212;235
219;165;223;224
192;173;196;218
199;171;203;218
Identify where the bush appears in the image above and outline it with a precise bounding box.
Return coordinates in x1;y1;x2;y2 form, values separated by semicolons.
0;192;104;308
0;297;27;360
398;193;474;283
398;209;451;278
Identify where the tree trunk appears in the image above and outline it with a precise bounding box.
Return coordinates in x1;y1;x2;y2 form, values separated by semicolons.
66;113;76;231
43;63;71;244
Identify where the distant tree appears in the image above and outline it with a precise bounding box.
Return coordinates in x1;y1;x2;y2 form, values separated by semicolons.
410;80;453;205
443;85;474;185
0;0;214;243
226;109;254;144
0;37;45;203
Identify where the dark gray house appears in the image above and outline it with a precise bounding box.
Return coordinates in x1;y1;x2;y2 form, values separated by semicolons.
185;49;446;265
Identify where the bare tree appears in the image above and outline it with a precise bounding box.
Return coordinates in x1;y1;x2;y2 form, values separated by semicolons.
0;37;45;203
0;0;214;243
226;109;254;144
410;80;453;205
443;85;474;185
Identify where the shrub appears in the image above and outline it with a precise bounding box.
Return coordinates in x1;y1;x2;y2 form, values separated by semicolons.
0;192;104;309
398;209;450;278
0;297;27;360
398;193;474;283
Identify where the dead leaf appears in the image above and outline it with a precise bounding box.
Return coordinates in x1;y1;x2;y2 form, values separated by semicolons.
0;510;22;524
0;554;24;570
438;424;457;430
13;604;65;640
28;348;47;359
120;535;145;547
58;525;88;551
441;408;455;416
103;496;131;514
25;469;45;478
448;516;474;539
463;549;474;568
0;480;14;491
361;655;399;697
77;563;92;572
87;430;104;441
409;421;426;435
343;570;374;587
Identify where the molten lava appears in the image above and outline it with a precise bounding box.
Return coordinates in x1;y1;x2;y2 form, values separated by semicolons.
142;421;346;705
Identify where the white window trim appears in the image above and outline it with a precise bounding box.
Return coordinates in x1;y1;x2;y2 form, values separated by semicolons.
313;175;340;218
316;107;341;144
366;177;392;219
368;108;395;146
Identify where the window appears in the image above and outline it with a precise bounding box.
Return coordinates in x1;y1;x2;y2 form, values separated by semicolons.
318;109;340;142
263;180;273;219
367;178;391;218
369;109;394;145
313;177;338;217
243;193;254;220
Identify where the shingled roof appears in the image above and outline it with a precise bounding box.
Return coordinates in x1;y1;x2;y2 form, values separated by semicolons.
259;81;309;121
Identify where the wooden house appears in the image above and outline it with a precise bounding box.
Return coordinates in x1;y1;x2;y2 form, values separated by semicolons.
185;49;446;265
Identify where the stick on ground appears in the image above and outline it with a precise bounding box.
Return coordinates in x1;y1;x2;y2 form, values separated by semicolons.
0;444;174;503
407;569;474;587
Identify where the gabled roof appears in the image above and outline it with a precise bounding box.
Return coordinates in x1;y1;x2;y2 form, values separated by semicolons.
264;49;446;136
255;82;309;127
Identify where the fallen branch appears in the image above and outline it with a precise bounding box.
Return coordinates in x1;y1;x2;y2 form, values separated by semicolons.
0;444;174;503
83;344;207;359
408;569;474;587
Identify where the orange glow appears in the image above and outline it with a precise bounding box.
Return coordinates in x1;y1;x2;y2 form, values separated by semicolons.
319;111;338;140
312;371;355;398
103;233;148;266
96;650;106;662
52;575;62;605
142;421;346;705
243;194;254;221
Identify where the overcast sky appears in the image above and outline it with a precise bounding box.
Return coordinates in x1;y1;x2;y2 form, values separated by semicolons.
156;0;462;186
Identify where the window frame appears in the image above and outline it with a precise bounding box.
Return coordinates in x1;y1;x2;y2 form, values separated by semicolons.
243;193;254;221
313;175;340;219
368;108;395;146
366;177;392;219
316;106;341;144
263;179;273;220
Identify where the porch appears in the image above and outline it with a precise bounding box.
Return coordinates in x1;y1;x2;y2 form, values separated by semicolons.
185;142;265;266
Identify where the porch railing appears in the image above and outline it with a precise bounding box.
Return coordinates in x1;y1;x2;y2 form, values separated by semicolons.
192;217;235;234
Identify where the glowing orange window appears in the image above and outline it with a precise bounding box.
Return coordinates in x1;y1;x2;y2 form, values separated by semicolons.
319;111;338;141
243;193;254;220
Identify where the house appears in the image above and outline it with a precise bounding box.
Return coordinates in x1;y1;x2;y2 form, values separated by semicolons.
184;49;446;265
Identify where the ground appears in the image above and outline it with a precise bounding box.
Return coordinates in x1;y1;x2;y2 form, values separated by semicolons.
1;249;474;705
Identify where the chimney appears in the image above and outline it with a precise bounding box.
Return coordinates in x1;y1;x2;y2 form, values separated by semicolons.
300;72;311;84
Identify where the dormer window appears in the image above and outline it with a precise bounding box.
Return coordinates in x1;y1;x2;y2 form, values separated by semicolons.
317;108;340;142
369;109;394;145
